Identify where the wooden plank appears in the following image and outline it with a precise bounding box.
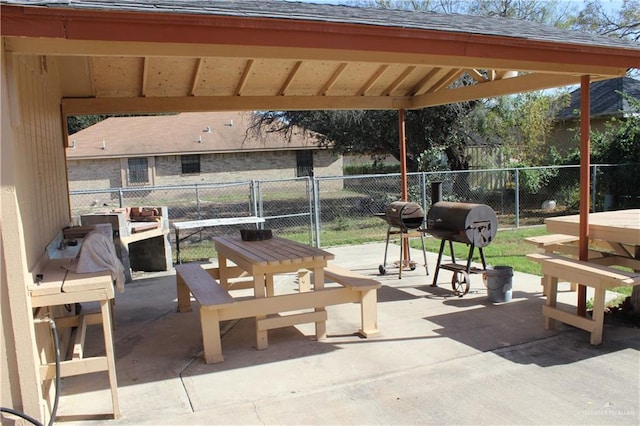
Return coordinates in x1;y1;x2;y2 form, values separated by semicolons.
40;357;109;380
527;253;640;288
174;263;235;306
257;311;327;331
72;314;89;360
172;216;264;230
215;287;358;321
324;264;381;290
31;288;114;308
542;305;595;332
524;234;579;248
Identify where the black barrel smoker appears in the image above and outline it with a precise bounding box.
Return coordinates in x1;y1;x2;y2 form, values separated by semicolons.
378;201;429;279
426;201;498;296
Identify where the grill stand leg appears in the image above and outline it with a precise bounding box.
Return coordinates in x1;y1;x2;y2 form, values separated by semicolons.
399;235;404;279
478;247;487;269
465;244;475;274
379;226;392;275
431;239;447;286
420;232;429;276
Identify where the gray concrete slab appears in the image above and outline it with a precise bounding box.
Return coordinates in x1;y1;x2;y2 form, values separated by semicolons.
56;242;640;425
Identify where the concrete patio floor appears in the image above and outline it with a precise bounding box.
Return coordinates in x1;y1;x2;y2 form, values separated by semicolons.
55;242;639;425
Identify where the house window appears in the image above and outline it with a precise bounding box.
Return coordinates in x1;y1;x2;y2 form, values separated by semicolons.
127;157;149;185
181;154;201;174
296;150;313;177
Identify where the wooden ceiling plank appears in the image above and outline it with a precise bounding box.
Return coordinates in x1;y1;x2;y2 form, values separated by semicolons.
61;94;411;114
382;65;416;96
235;59;254;96
318;63;348;96
278;61;303;96
190;58;203;96
357;64;389;96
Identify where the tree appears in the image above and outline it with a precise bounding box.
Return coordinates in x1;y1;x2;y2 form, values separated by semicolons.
67;114;110;135
250;102;476;173
568;0;640;41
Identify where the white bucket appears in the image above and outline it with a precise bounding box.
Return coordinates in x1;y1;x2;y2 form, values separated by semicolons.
483;266;513;303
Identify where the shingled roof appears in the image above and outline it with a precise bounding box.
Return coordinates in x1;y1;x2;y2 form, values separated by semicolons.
3;0;639;116
5;0;637;50
557;77;640;120
66;111;323;159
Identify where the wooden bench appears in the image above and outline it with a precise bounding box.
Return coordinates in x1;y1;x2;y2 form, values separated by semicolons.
527;253;640;345
178;262;381;363
298;263;381;337
175;263;235;363
525;234;580;292
176;264;252;313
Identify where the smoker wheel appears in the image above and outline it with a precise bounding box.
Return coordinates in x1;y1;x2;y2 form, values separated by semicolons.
451;271;470;297
378;265;386;275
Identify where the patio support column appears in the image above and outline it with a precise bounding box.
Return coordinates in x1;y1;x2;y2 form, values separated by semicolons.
398;109;410;267
578;75;591;317
399;109;408;201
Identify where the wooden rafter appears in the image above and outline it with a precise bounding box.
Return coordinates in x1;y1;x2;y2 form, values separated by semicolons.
278;61;303;96
411;73;582;109
141;56;148;97
318;63;348;96
190;58;203;96
235;59;254;96
427;69;465;93
382;66;416;96
357;64;388;96
465;69;486;83
410;68;446;95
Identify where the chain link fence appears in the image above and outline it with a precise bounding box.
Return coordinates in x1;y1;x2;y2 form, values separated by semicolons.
69;163;639;263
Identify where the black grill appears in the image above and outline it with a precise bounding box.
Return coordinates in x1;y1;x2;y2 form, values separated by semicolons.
426;201;497;248
425;201;498;296
383;201;424;232
377;201;428;279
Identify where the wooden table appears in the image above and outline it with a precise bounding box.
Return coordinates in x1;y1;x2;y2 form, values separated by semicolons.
30;259;119;418
545;209;640;250
533;209;640;344
213;236;334;350
172;216;265;263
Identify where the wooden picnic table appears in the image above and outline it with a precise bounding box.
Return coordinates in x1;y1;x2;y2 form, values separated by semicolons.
528;209;640;344
171;216;265;263
213;235;335;350
545;209;640;250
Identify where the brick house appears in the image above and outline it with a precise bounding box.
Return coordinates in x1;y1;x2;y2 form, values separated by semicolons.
66;111;342;190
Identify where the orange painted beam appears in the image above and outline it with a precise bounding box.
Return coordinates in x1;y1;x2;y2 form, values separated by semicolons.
578;75;591;317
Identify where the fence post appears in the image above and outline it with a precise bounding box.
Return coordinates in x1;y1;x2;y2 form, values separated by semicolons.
313;176;321;248
306;177;314;245
514;168;520;228
250;180;261;229
118;188;124;207
591;164;597;212
255;180;264;225
421;172;427;212
195;184;201;220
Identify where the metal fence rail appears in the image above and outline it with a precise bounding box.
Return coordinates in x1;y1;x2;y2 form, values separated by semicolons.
69;163;639;262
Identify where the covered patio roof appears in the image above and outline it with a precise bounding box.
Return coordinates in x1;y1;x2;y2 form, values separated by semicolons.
2;0;639;121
